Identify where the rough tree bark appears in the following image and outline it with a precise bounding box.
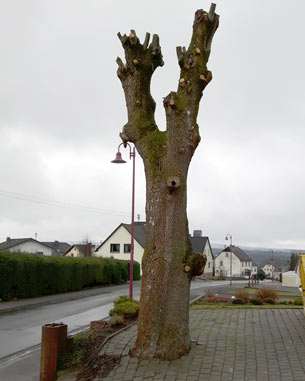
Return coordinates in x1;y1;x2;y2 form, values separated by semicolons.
116;4;219;360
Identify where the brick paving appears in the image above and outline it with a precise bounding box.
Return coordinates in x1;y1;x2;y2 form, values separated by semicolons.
96;309;305;381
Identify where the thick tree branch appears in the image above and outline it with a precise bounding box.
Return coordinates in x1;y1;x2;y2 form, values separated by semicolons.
163;3;219;154
177;4;219;111
116;30;164;146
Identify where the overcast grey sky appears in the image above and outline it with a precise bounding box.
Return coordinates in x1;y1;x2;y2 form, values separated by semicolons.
0;0;304;249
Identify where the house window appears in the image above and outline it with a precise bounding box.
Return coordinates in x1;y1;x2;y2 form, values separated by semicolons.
124;244;131;253
71;253;74;257
220;261;223;266
226;253;229;257
110;244;120;253
208;262;211;268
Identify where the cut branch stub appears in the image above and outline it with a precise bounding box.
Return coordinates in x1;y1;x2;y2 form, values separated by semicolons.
208;3;216;22
143;32;150;50
176;46;184;68
129;29;139;45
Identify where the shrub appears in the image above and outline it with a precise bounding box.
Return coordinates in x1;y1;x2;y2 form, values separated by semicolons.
109;300;139;319
232;298;245;305
234;289;250;303
0;252;140;300
264;297;276;304
255;287;277;302
250;298;263;305
258;269;266;280
109;314;125;326
205;289;214;298
294;298;303;306
206;297;216;303
114;295;133;306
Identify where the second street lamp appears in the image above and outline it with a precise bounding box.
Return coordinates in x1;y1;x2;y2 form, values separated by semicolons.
111;142;136;299
225;234;232;286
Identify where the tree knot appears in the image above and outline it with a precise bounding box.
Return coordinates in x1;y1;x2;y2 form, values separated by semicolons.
167;176;180;192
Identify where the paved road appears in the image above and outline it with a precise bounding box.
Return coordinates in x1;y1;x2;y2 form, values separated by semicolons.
0;279;247;381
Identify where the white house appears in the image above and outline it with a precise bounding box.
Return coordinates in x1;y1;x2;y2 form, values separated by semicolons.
262;264;275;278
64;243;95;258
95;222;146;273
0;237;71;256
96;223;213;276
190;230;214;279
0;237;53;256
215;246;256;278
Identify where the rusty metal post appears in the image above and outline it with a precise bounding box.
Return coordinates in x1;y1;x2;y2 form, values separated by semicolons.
57;324;68;357
40;323;67;381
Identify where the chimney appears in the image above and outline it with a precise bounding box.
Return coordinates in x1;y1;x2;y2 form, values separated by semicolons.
193;230;202;237
6;237;10;242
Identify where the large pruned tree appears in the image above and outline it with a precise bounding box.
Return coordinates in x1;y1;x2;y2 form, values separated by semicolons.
116;4;219;360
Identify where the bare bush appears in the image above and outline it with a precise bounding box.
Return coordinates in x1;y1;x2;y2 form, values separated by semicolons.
255;287;277;302
205;289;215;298
234;289;250;303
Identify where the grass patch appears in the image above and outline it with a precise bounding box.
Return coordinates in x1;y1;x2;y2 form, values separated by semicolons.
224;288;301;298
190;302;303;310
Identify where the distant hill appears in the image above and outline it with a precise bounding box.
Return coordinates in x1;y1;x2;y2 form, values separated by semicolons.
211;244;304;269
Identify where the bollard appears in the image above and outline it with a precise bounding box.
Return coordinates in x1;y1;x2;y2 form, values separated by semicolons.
57;324;68;357
40;323;67;381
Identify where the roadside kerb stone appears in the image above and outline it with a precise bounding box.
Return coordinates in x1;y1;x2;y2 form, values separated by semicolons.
96;309;305;380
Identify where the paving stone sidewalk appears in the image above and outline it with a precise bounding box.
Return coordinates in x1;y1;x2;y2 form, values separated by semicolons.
96;309;305;381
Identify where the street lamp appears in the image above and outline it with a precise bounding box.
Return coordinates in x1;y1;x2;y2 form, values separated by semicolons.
270;249;274;282
111;142;136;299
225;234;232;286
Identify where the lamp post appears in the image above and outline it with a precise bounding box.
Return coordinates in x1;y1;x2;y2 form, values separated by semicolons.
225;234;232;286
271;249;274;282
111;142;136;299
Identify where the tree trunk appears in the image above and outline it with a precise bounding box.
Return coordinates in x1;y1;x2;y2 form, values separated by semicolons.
116;4;219;360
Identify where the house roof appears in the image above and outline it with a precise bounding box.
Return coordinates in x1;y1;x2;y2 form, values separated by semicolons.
122;222;146;248
96;222;146;251
42;241;71;254
190;236;214;258
0;238;31;250
221;245;253;262
0;238;52;251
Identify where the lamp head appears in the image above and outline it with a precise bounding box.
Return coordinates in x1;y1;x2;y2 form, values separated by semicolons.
111;151;126;163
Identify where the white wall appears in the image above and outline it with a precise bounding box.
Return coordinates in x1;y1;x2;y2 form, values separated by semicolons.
203;242;213;274
215;251;241;277
65;246;82;257
282;271;298;287
96;225;144;273
8;240;53;256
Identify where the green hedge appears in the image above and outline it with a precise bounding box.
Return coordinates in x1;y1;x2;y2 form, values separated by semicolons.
0;252;140;300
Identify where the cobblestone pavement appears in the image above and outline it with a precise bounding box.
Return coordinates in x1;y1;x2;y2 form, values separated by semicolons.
97;309;305;381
